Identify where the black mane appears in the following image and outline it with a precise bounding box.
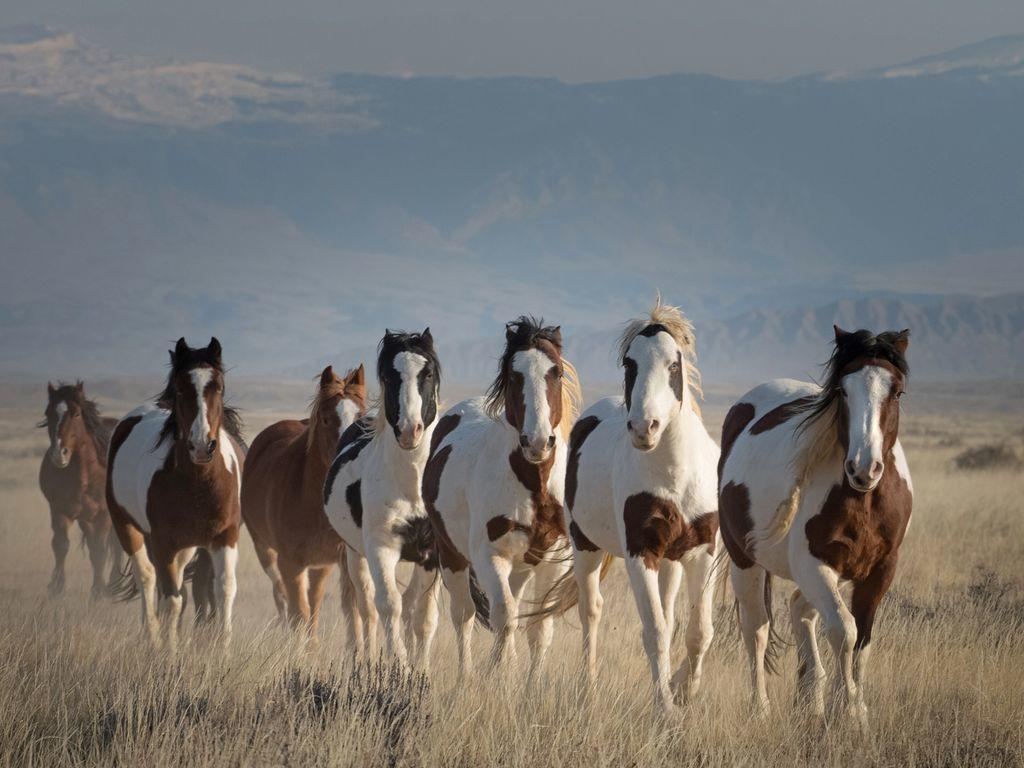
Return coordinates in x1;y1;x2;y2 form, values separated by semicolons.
797;327;910;432
39;382;111;460
484;315;562;416
376;330;441;385
156;339;245;448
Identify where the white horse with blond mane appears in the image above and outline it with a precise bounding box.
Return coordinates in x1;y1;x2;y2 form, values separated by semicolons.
538;300;720;713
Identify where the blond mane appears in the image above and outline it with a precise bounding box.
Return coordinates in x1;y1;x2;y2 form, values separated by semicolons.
617;295;703;416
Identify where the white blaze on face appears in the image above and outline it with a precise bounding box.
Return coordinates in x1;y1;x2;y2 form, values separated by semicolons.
841;366;892;490
52;401;68;456
512;349;555;462
625;332;680;449
336;397;361;434
393;351;426;447
189;368;214;450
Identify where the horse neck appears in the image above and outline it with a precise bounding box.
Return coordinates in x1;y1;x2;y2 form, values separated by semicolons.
378;425;432;500
71;430;103;479
657;401;708;458
301;425;334;495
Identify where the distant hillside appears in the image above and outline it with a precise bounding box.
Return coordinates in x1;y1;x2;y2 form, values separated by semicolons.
1;27;1022;379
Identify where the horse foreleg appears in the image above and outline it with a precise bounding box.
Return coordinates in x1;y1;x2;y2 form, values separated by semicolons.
409;566;441;673
525;555;568;685
130;545;161;647
163;547;196;653
80;520;109;599
444;567;476;681
672;549;715;703
624;555;675;713
211;543;239;649
306;566;333;643
367;544;408;667
474;551;517;672
48;511;73;597
106;528;125;593
346;550;378;662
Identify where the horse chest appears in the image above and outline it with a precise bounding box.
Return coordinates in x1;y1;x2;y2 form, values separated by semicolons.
147;465;239;545
805;471;912;582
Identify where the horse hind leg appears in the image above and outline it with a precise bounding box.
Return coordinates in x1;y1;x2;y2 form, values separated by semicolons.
106;528;125;593
623;555;675;713
790;588;826;717
731;561;771;717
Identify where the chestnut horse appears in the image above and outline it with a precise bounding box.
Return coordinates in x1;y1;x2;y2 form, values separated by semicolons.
38;381;123;597
719;326;912;729
242;364;367;646
107;337;246;651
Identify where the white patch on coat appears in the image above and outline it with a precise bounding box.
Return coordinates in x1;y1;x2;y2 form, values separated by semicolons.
393;351;426;434
841;366;893;484
337;398;361;433
511;349;555;453
189;367;214;448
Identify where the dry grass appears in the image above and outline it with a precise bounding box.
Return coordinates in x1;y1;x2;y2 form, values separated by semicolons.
1;381;1022;767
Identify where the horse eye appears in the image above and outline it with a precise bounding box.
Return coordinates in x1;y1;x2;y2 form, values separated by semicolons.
669;361;680;372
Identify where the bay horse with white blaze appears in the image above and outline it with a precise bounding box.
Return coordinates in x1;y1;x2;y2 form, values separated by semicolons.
323;329;442;669
38;381;123;597
540;301;720;712
106;337;246;650
718;326;912;728
242;364;366;646
423;317;583;680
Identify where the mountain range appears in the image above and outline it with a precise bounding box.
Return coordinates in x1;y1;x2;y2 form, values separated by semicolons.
1;26;1022;381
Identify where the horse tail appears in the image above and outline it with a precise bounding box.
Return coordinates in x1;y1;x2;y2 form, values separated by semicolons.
469;569;491;630
763;573;787;675
109;557;138;602
184;549;216;624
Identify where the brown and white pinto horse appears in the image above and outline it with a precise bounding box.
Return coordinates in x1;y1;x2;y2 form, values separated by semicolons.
38;381;123;597
107;338;246;650
242;364;367;646
424;317;582;680
719;326;912;728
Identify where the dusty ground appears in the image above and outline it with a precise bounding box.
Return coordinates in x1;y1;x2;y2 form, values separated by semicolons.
1;375;1022;767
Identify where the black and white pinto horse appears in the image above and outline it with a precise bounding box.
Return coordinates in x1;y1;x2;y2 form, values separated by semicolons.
547;301;720;712
323;329;442;669
719;326;913;728
423;317;582;680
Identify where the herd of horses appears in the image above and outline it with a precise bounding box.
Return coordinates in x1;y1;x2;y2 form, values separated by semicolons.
37;300;913;729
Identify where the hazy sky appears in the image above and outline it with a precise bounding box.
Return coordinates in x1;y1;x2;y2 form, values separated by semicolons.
6;0;1024;81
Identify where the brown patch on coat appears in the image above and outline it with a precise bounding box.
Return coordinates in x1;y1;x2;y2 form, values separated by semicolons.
565;414;601;511
569;520;600;552
430;412;461;455
506;449;568;565
749;395;816;435
718;402;755;477
622;492;718;570
718;481;755;569
105;415;145;555
423;444;470;572
805;452;912;647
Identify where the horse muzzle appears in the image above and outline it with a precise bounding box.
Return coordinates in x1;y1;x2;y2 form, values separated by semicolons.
49;446;71;468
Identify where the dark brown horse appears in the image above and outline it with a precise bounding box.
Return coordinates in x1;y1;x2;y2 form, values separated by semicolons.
38;381;123;597
242;364;366;646
107;337;246;651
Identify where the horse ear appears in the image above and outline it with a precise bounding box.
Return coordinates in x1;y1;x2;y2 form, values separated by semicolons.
47;381;55;397
173;337;189;361
833;325;852;344
550;325;563;348
505;321;517;340
75;380;84;395
893;329;910;355
350;364;365;386
208;337;222;362
320;365;334;387
420;327;434;348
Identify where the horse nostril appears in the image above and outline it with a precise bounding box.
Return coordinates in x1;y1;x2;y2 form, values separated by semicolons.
626;421;634;432
207;439;217;454
519;434;530;448
547;435;556;448
870;460;883;478
649;420;660;432
845;460;856;476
